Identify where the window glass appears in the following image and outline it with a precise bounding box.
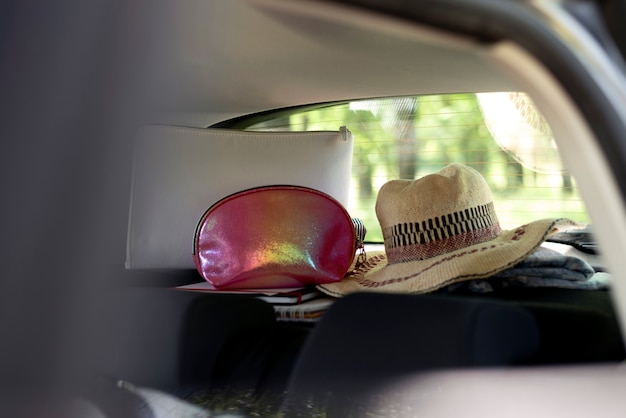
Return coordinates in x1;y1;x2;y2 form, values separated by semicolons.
245;93;589;242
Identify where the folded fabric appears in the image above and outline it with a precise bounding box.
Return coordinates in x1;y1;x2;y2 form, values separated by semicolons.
445;246;611;293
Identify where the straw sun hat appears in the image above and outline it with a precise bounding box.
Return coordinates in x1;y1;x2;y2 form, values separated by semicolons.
318;163;581;297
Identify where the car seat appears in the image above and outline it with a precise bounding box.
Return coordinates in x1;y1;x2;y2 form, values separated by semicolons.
281;292;541;416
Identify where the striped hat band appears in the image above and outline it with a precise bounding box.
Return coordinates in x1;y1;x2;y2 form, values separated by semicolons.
383;202;501;264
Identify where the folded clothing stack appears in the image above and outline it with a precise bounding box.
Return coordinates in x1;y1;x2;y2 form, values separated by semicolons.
445;246;610;293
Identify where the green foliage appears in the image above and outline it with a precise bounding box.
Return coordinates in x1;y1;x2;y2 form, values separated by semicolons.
249;94;590;242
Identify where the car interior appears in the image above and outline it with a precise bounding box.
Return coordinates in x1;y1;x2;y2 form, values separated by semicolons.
3;0;626;417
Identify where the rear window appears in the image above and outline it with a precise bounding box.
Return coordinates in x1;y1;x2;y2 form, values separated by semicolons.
238;93;588;242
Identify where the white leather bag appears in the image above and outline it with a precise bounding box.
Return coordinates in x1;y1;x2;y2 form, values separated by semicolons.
126;125;354;269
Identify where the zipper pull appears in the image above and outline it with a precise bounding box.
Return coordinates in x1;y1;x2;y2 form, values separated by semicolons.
339;126;352;142
352;218;367;270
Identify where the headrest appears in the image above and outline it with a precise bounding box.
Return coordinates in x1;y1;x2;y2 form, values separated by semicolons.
126;125;354;269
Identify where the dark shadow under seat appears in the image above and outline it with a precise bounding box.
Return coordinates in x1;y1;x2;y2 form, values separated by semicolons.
281;289;625;416
85;288;308;392
81;284;624;417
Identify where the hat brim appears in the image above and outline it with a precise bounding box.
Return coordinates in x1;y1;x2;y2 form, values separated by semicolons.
318;218;582;297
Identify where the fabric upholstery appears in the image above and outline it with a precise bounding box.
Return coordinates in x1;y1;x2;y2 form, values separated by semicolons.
281;289;625;415
88;288;278;390
283;292;540;414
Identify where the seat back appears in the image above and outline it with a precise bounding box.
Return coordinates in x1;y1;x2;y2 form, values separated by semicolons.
282;292;540;414
87;288;277;390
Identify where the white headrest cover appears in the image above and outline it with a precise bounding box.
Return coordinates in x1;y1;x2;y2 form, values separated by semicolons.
126;125;354;269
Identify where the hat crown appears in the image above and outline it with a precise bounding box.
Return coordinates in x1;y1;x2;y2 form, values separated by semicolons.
376;164;501;263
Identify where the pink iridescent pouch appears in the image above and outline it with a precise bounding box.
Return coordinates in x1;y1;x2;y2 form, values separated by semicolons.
193;185;357;289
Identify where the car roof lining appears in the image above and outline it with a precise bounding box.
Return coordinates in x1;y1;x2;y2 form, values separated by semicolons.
149;0;514;119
